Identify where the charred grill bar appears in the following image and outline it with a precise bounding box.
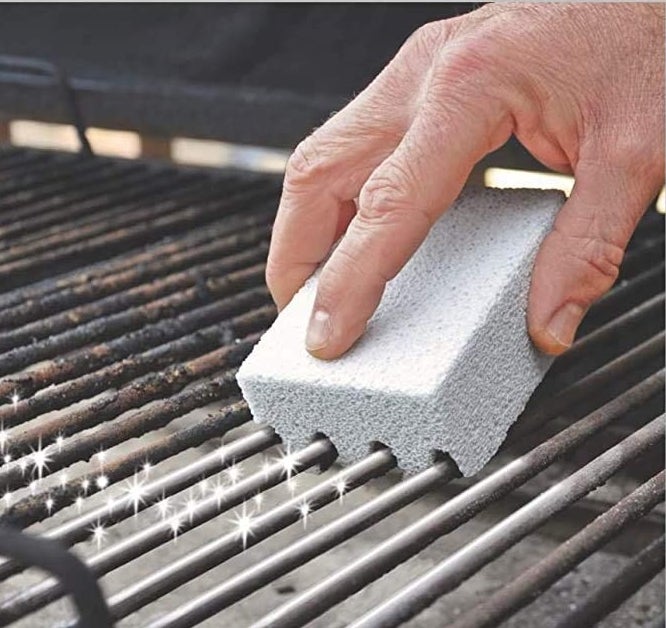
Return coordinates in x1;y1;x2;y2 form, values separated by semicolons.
0;146;662;627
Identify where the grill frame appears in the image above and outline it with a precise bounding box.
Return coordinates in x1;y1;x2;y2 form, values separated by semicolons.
0;145;661;628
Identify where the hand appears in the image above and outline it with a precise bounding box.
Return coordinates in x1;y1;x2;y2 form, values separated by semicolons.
266;3;665;359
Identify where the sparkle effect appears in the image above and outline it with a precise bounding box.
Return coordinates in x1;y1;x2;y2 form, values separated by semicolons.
156;496;172;521
0;419;358;560
279;447;299;480
169;516;183;542
30;438;51;481
0;425;8;453
298;500;311;529
184;491;198;524
124;473;146;516
91;523;106;550
230;502;255;550
334;478;348;504
225;462;242;485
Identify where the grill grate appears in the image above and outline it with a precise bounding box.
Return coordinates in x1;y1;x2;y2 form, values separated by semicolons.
0;145;662;628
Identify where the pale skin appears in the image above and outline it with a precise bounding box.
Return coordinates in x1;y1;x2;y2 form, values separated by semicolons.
266;3;665;360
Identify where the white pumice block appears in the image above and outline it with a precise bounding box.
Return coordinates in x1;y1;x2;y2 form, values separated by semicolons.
237;188;564;476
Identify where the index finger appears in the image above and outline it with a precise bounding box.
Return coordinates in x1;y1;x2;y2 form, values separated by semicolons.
265;26;442;310
305;93;512;359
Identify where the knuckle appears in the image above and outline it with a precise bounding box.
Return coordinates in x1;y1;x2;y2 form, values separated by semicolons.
358;165;415;223
556;227;624;289
430;41;492;96
283;135;329;188
407;21;446;56
326;244;389;291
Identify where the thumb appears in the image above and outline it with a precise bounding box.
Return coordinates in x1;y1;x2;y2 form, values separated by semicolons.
528;162;660;355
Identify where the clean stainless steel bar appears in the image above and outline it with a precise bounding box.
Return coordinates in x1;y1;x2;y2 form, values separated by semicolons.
0;440;333;623
255;372;663;628
108;447;393;622
347;416;664;628
0;425;279;582
0;400;258;526
149;462;458;628
450;471;665;628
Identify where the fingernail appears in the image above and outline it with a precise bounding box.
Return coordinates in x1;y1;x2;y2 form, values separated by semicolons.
306;309;332;351
546;303;585;349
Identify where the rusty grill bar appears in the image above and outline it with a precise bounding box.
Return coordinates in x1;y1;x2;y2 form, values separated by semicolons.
0;146;662;627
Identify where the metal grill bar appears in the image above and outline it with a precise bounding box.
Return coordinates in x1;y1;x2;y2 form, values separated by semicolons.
0;149;51;174
620;235;664;279
547;292;664;376
0;264;265;377
0;307;270;443
0;147;660;628
0;421;277;580
0;208;272;314
449;472;665;628
0;180;278;289
147;463;459;628
346;416;664;628
0;245;269;352
0;176;237;261
251;375;663;628
0;215;273;329
105;447;393;623
0;439;337;622
553;534;666;628
579;262;664;333
0;163;166;230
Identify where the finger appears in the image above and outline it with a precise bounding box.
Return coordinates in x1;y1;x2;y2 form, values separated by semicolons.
528;161;661;355
267;105;403;310
266;22;450;310
305;83;513;359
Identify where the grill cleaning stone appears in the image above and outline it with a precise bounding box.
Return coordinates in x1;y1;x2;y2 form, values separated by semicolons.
237;188;565;476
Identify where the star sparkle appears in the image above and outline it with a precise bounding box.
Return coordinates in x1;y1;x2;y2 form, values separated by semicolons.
123;473;146;516
230;502;255;550
91;523;106;550
297;500;311;529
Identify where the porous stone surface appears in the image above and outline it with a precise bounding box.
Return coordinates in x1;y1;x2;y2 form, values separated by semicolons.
237;188;564;476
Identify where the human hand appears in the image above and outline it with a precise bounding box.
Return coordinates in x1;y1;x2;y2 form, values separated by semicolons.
266;3;665;359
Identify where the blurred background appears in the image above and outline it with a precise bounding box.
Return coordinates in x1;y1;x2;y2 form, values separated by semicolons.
2;3;660;207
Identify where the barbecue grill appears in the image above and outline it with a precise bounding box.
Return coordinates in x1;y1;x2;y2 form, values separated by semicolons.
0;5;663;627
